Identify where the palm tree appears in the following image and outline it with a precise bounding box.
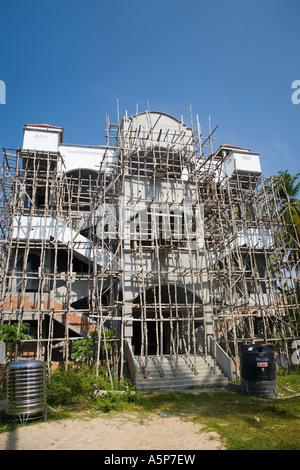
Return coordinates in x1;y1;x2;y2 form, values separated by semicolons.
274;170;300;201
270;171;300;358
272;170;300;244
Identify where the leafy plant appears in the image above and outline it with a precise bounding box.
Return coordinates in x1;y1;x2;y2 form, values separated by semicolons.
46;365;136;410
71;329;115;368
46;366;97;405
0;322;33;362
71;334;97;368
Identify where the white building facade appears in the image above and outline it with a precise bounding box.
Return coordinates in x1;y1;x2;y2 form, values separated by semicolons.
1;110;299;385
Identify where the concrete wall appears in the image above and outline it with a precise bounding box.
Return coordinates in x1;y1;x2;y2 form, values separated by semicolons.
23;127;62;152
222;151;262;177
120;111;193;152
58;144;115;173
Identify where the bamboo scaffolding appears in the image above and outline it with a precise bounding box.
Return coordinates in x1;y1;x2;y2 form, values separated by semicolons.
0;107;299;383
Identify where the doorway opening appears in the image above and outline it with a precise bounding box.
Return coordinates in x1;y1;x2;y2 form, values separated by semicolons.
131;285;202;356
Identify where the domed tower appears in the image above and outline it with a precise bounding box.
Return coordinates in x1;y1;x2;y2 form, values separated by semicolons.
116;111;195;179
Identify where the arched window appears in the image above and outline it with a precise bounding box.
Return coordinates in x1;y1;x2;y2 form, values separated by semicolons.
64;168;98;212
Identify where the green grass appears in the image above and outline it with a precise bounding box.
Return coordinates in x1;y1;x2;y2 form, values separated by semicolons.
132;371;300;450
129;390;299;450
1;370;300;450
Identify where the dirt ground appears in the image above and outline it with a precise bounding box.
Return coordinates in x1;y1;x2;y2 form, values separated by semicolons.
0;412;225;451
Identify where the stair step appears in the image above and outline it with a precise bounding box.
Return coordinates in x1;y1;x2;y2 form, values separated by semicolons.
137;369;223;378
137;377;227;384
136;377;228;391
134;354;229;391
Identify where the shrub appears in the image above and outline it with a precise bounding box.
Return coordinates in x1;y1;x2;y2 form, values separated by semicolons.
46;365;136;410
47;366;106;405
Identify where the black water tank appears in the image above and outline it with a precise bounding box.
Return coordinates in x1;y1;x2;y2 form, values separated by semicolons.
240;344;277;397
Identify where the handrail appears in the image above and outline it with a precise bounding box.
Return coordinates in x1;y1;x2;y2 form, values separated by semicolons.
209;336;233;381
124;339;137;386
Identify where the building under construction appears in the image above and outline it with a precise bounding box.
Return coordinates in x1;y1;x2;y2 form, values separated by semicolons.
0;108;299;390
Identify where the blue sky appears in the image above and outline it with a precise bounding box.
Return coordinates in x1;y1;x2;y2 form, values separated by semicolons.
0;0;299;177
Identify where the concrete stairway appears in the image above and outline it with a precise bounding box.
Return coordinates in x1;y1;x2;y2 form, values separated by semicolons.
13;215;113;269
135;354;228;392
